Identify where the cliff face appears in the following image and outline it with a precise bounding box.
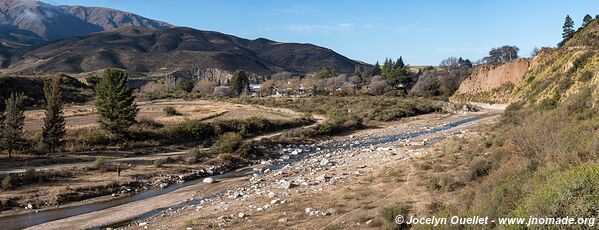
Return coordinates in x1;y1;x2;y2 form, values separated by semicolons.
452;59;530;103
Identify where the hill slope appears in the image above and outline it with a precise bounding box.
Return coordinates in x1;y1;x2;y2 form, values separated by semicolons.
0;0;173;45
2;26;366;75
510;20;599;105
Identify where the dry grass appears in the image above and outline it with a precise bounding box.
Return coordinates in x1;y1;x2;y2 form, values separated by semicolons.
23;99;301;132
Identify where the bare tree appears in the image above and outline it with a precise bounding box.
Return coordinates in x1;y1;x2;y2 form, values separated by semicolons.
440;57;460;69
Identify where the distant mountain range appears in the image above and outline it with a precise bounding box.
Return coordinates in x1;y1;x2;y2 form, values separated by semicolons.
0;0;367;76
0;0;173;46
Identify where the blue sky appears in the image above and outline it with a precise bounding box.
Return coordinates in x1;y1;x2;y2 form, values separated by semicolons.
47;0;599;65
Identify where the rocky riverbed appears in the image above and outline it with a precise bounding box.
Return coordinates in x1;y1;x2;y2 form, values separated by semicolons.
116;112;497;230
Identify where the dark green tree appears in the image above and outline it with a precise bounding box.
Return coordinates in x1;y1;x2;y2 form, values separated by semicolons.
371;62;381;76
582;14;593;27
381;58;411;91
1;93;25;158
315;67;336;79
229;70;250;95
394;57;405;70
95;69;139;138
42;75;66;154
562;15;575;40
174;79;194;93
352;65;363;86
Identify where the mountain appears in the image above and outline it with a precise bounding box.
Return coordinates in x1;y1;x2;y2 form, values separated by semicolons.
0;0;173;45
2;26;367;75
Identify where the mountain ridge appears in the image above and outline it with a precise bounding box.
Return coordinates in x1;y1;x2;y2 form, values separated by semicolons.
1;26;368;76
0;0;174;45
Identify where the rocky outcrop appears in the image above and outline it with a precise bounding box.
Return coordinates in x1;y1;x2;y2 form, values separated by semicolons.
452;59;530;103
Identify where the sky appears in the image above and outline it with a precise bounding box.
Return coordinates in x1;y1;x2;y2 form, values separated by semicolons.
46;0;599;66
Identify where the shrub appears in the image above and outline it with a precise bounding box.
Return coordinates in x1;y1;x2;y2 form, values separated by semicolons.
78;129;111;146
90;157;106;170
194;80;218;94
424;176;440;191
217;152;235;163
380;203;410;229
174;79;194;93
515;163;599;218
426;200;446;214
163;106;181;116
153;159;164;168
212;132;243;153
469;158;492;180
157;120;215;144
1;175;12;190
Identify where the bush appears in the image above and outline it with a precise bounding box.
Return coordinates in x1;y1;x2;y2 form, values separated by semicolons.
163;106;181;116
217;152;235;163
469;158;492;180
78;130;111;146
90;157;106;170
1;175;12;190
212;132;243;153
194;80;218;94
380;203;410;229
515;163;599;218
426;200;446;214
174;79;194;93
424;176;440;191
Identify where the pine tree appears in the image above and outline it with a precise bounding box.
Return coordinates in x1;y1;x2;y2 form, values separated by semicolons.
95;69;139;138
372;62;381;76
562;15;575;40
42;75;66;154
582;14;593;27
229;70;250;95
394;57;405;70
1;93;25;158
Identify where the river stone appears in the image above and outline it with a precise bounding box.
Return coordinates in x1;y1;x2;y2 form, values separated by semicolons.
203;177;215;183
320;158;330;166
280;180;293;189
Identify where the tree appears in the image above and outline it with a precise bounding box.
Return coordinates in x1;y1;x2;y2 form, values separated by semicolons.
352;65;363;86
562;15;575;40
582;14;593;27
42;75;66;154
95;69;138;138
458;57;473;68
482;46;519;64
440;57;460;68
229;70;250;95
394;57;405;70
371;62;381;76
174;79;194;92
381;58;412;92
1;93;25;158
315;67;336;79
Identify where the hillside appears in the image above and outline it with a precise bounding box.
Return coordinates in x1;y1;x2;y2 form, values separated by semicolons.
1;26;366;76
451;59;530;103
510;20;599;105
0;0;173;45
